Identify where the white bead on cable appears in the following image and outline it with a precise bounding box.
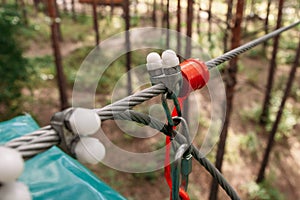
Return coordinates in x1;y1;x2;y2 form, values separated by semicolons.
0;146;32;200
161;49;180;67
74;137;106;165
146;52;162;71
0;146;24;183
0;182;32;200
68;108;101;136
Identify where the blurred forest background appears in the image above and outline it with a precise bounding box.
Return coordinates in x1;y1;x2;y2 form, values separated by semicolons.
0;0;299;199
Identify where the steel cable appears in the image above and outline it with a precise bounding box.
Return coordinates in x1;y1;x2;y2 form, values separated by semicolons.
205;20;299;69
6;21;299;151
95;83;167;120
2;21;299;198
5;127;60;158
114;110;240;200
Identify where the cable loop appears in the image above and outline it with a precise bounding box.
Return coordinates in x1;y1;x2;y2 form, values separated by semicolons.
161;94;175;127
172;117;193;193
161;92;182;130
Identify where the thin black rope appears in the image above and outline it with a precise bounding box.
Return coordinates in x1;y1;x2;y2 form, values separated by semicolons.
205;20;300;69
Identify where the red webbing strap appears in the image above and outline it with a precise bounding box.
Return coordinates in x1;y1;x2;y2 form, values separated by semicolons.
164;59;209;200
164;98;190;200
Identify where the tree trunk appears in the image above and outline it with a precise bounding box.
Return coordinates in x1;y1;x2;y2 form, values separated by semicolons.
250;0;255;14
110;0;115;17
166;0;170;48
208;0;213;43
33;0;39;12
134;0;138;16
161;0;165;27
196;1;201;35
20;0;28;25
47;0;69;110
82;3;86;15
92;0;100;45
260;0;284;124
62;0;67;12
185;0;193;58
176;0;181;54
223;0;233;53
242;0;248;31
263;0;272;50
209;0;244;199
71;0;76;21
54;0;63;42
183;0;193;123
152;0;157;27
257;38;300;183
124;0;132;95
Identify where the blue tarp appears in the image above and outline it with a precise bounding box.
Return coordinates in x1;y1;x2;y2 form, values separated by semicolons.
0;115;126;200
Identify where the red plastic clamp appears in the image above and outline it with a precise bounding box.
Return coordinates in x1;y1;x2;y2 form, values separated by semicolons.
179;59;210;97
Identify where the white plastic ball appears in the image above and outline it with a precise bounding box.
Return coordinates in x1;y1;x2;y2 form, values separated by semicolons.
146;52;161;63
0;146;24;183
0;181;32;200
69;108;101;136
74;137;106;165
162;49;179;67
162;49;176;57
146;52;162;70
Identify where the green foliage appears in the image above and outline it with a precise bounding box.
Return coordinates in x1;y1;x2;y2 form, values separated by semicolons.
16;13;50;50
245;181;270;200
248;48;266;59
224;130;241;164
244;178;285;200
0;5;33;119
240;95;298;141
96;164;123;189
26;55;56;91
27;46;95;88
266;91;298;140
28;55;54;73
238;62;246;72
240;104;262;124
245;69;260;84
63;46;94;84
153;138;166;150
216;63;226;71
97;57;126;94
277;50;296;65
290;84;300;101
130;15;140;27
98;50;147;94
132;171;161;182
239;131;259;155
60;15;93;42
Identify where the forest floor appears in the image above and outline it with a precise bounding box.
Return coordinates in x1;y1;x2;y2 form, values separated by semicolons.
11;2;300;200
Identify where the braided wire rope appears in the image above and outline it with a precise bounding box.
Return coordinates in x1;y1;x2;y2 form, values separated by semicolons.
2;21;299;198
5;21;299;151
5;126;60;158
95;83;167;120
205;20;300;69
114;110;240;200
